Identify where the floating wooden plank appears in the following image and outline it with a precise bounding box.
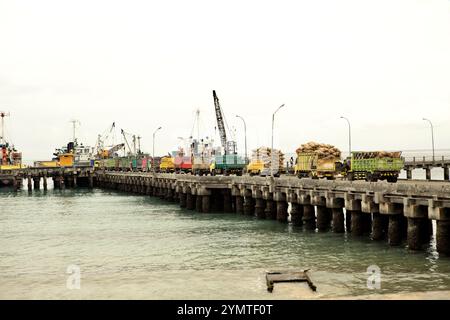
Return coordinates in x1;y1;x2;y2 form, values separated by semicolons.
266;269;317;293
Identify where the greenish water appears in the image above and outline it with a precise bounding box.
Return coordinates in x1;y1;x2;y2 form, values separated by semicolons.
1;185;450;300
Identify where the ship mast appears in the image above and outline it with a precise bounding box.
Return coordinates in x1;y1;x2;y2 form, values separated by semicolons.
0;111;10;144
69;119;81;145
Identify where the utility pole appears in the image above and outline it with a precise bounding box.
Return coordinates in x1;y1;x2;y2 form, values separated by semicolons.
423;118;435;162
340;116;352;158
132;135;137;156
153;127;162;172
236;115;248;164
137;136;141;155
271;104;286;177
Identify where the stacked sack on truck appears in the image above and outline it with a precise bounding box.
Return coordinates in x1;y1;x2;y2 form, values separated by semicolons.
252;147;285;168
296;142;341;160
353;151;402;159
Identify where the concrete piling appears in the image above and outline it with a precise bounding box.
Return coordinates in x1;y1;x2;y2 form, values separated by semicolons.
406;169;412;180
243;196;254;216
303;205;316;230
332;208;345;233
196;195;203;213
445;167;449;181
407;217;427;250
276;201;288;223
43;176;48;191
223;190;233;213
345;211;352;233
425;167;431;181
316;206;330;231
202;195;211;213
388;215;402;246
27;176;32;192
350;211;364;236
265;200;277;220
372;213;388;240
255;198;266;219
436;220;450;255
186;192;195;210
179;193;187;208
290;203;304;226
235;196;244;214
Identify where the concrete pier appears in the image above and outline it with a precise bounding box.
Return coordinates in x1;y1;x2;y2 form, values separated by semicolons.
93;172;450;255
445;167;449;181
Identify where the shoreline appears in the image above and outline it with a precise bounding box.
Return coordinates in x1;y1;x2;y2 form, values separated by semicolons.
327;290;450;300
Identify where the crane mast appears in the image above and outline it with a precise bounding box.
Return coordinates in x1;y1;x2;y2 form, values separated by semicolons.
213;90;236;155
213;90;230;154
121;129;133;156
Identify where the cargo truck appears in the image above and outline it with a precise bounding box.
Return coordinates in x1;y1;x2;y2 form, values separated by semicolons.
210;154;246;176
160;156;175;173
295;153;341;179
345;151;404;182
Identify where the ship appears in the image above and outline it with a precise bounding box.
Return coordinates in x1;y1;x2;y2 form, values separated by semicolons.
34;120;94;168
0;111;24;171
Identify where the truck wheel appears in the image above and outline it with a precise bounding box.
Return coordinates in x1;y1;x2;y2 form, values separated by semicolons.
347;172;354;181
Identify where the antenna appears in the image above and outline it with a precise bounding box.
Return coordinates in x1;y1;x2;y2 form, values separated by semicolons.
0;111;10;144
69;119;81;144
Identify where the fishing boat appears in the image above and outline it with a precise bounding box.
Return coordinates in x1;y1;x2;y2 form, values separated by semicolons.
0;111;25;171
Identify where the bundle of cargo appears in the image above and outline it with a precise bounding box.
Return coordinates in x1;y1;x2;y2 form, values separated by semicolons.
353;151;402;160
251;147;285;168
296;142;341;160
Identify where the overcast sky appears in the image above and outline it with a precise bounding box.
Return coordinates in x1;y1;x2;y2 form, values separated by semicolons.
0;0;449;163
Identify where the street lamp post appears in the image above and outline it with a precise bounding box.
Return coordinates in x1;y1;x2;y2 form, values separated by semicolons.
340;116;352;158
236;115;248;164
271;104;286;177
152;126;162;172
423;118;435;162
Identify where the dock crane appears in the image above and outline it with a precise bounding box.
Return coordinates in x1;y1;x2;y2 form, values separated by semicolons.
213;90;237;155
121;129;135;156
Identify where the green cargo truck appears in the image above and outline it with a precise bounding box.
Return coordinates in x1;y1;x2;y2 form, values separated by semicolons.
211;155;246;176
345;151;404;182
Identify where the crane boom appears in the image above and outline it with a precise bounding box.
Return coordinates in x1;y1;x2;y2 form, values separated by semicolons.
121;129;133;155
213;90;228;152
